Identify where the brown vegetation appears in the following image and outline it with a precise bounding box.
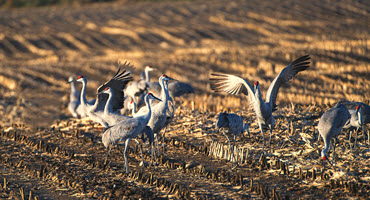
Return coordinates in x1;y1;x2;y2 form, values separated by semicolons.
0;0;369;199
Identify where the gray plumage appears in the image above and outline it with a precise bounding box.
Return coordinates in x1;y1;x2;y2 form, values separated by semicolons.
339;100;368;149
339;100;370;124
67;76;95;118
216;111;249;162
102;93;161;173
168;81;195;99
75;61;133;127
141;66;194;99
99;87;131;126
68;76;81;118
210;55;311;154
136;75;174;155
318;104;350;162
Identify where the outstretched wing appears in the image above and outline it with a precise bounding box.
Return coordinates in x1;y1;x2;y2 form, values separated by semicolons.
96;61;134;112
265;55;310;112
209;73;255;103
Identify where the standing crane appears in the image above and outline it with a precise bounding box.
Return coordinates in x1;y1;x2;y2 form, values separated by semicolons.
67;76;96;118
135;75;175;156
318;103;350;165
73;61;133;128
124;66;154;110
141;66;194;101
98;87;130;125
67;76;81;118
342;106;364;151
99;87;156;166
340;100;370;146
216;111;250;163
210;55;311;154
102;93;161;174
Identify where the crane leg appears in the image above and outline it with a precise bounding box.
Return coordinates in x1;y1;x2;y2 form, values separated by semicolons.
154;133;160;157
333;138;337;164
354;127;359;150
232;134;237;164
367;127;370;146
151;141;157;165
122;138;131;174
258;123;265;155
104;143;113;165
349;130;353;152
162;126;167;155
222;130;233;161
268;124;273;154
134;139;147;167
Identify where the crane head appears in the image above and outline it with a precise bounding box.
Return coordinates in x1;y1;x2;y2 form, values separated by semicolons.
254;81;259;86
147;92;162;102
76;75;85;82
67;76;76;83
97;87;111;95
146;66;154;71
129;101;136;109
162;74;175;82
322;155;328;161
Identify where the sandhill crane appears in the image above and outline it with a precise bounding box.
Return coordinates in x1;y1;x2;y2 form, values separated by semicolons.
129;101;137;116
124;67;153;109
343;106;365;151
318;103;350;165
102;93;161;174
67;76;96;118
100;87;157;166
340;100;370;146
210;55;311;154
216;111;249;162
159;78;176;154
141;66;194;100
98;87;131;125
339;100;370;124
136;75;175;155
67;76;81;118
74;61;133;128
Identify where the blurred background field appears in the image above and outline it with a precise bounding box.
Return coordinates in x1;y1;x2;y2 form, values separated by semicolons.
0;0;368;127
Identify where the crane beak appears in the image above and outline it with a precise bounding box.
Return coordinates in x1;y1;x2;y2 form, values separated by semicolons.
152;95;162;102
67;79;76;83
97;91;105;95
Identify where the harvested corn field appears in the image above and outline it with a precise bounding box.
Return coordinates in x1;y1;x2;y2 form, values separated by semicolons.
0;0;369;199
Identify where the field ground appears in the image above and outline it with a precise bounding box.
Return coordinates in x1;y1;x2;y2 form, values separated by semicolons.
0;0;369;199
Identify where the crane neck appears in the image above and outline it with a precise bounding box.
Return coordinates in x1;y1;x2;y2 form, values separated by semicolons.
70;81;78;101
164;80;172;103
104;91;114;117
254;85;264;104
321;137;330;158
143;96;153;121
145;68;151;82
159;77;167;101
131;102;137;116
357;108;363;126
80;79;89;107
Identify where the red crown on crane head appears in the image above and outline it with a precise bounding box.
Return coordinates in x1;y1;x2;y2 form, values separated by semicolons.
254;81;259;86
356;106;360;110
77;75;84;79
